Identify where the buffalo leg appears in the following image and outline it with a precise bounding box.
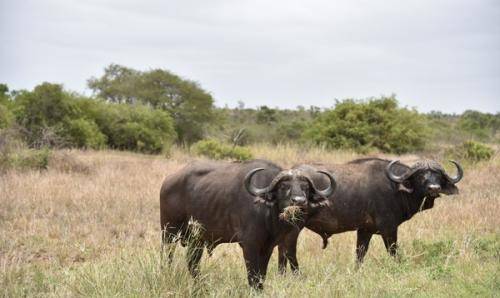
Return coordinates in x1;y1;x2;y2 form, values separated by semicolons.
257;246;274;285
278;243;288;274
186;242;204;278
161;224;181;264
381;229;398;258
242;245;265;290
278;229;300;274
356;229;373;265
285;237;300;273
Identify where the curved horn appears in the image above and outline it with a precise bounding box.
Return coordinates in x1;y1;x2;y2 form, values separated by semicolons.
386;160;407;183
244;168;271;197
314;170;337;198
445;160;463;184
265;171;291;193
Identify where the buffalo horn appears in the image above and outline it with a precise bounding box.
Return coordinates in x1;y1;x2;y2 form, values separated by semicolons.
244;168;271;197
305;170;336;198
444;160;463;184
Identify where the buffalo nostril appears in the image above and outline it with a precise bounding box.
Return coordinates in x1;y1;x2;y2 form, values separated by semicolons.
292;196;306;205
427;185;441;192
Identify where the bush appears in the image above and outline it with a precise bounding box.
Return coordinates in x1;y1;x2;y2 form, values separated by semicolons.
304;96;427;154
191;139;253;161
79;100;176;153
8;148;51;171
0;104;13;129
458;110;500;141
0;84;13;129
448;141;495;162
11;83;177;154
12;83;80;146
63;118;107;149
0;129;51;171
88;64;215;144
273;121;307;144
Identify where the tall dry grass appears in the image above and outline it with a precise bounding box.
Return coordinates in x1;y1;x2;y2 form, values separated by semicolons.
1;146;499;297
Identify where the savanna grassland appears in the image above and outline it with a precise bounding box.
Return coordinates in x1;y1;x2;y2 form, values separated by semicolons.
1;145;499;297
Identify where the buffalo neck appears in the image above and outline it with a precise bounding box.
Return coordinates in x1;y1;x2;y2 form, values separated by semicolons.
398;191;436;222
264;204;304;243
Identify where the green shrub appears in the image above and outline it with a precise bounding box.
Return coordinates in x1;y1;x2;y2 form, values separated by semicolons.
304;96;427;154
273;121;307;144
81;101;176;154
458;110;500;141
191;139;253;161
448;141;495;162
63;118;107;149
88;64;215;144
11;83;177;153
0;128;52;172
0;84;13;129
0;103;13;129
3;148;51;171
13;83;80;146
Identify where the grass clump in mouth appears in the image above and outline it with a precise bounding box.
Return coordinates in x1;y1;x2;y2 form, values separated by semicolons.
279;205;304;223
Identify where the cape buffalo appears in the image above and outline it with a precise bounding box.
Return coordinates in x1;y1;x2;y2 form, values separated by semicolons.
160;159;336;289
278;158;463;273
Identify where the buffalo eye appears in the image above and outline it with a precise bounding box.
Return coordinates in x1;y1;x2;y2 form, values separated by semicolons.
402;180;412;189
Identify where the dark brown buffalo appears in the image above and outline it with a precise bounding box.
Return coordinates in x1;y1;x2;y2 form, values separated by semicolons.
160;159;335;289
278;158;463;273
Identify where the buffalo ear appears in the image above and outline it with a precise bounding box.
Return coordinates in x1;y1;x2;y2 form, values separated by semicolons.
310;191;331;207
397;180;414;193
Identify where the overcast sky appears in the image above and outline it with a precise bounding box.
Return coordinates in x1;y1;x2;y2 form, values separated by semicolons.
1;0;499;113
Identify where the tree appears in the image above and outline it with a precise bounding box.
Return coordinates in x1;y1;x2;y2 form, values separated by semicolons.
256;105;277;124
458;110;500;140
304;96;427;154
88;64;215;144
0;84;13;129
13;83;81;146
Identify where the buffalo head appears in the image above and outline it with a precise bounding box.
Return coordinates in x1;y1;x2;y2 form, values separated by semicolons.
244;168;336;220
386;160;463;198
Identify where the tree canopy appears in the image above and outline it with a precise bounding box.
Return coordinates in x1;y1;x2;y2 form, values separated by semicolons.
304;96;428;153
88;64;215;144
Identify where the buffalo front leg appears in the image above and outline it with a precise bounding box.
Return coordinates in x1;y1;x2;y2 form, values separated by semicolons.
161;225;179;265
278;243;288;274
242;244;273;290
186;242;204;278
278;229;300;274
242;246;262;290
285;237;300;273
381;229;399;258
355;229;373;266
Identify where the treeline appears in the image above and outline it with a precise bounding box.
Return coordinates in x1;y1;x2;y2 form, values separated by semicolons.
1;64;499;156
214;99;499;153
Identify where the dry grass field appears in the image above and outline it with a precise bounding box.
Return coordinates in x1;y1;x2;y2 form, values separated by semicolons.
1;145;499;297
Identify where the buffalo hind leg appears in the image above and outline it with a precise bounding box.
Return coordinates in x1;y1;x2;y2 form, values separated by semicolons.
356;229;373;266
381;229;399;259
